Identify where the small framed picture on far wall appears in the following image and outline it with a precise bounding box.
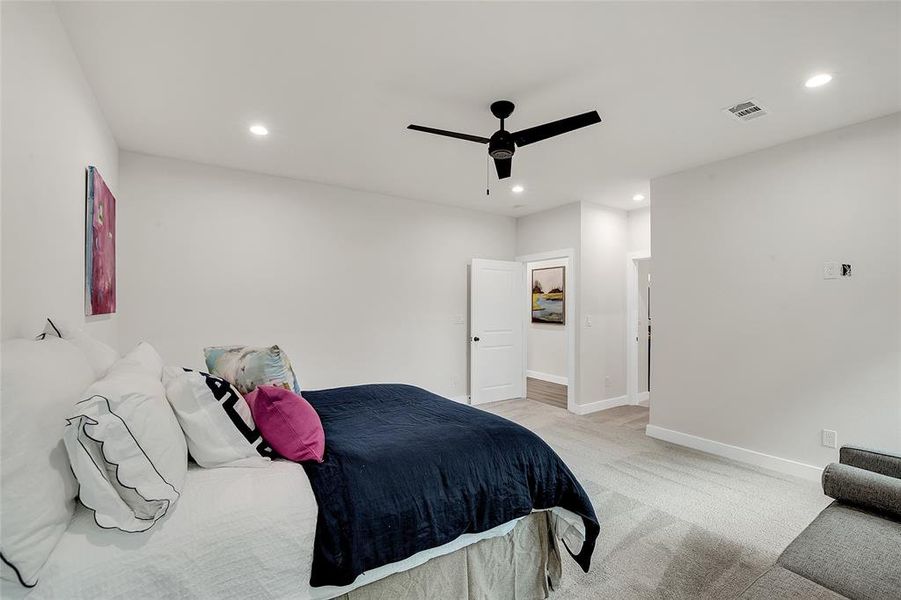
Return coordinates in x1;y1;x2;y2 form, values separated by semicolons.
531;266;564;324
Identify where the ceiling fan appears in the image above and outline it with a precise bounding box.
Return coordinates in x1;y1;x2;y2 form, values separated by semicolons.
407;100;602;180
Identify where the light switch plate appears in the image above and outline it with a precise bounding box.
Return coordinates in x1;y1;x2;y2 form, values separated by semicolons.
823;262;839;279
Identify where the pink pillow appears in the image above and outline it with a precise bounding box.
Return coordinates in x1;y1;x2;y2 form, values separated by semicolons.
244;386;325;463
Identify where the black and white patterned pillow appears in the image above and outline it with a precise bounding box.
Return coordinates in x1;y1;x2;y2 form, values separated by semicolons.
163;367;274;468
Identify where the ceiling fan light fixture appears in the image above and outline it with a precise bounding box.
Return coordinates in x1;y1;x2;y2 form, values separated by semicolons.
249;124;269;136
488;130;515;160
511;185;524;194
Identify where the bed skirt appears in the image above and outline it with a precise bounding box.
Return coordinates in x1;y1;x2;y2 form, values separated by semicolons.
339;512;562;600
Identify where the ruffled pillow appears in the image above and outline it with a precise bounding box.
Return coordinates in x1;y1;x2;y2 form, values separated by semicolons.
64;343;187;532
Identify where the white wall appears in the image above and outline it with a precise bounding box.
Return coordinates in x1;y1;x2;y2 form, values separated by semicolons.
517;203;582;401
527;258;568;382
1;2;119;345
516;202;582;260
650;113;901;472
118;152;516;398
628;206;651;254
580;202;629;402
517;201;633;407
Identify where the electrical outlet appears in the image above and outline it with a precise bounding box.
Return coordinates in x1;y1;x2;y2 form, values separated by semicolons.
821;429;837;449
605;376;611;388
585;315;593;328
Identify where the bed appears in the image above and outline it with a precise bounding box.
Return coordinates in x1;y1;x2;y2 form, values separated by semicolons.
5;462;588;599
1;338;598;600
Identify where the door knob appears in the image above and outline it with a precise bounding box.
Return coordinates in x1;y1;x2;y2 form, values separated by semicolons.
472;336;480;342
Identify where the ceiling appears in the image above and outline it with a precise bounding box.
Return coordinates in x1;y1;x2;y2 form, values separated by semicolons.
57;1;900;216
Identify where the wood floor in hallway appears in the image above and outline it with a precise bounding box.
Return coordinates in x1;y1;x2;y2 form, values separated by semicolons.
526;377;567;409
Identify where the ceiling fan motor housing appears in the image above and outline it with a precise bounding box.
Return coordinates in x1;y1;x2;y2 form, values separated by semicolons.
488;130;515;159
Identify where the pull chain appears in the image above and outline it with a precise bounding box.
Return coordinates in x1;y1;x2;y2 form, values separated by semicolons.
486;156;490;196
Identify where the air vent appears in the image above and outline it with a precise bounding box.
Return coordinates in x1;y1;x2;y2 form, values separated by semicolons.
724;100;768;122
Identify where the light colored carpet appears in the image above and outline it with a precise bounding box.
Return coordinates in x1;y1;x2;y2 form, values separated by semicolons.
483;400;831;600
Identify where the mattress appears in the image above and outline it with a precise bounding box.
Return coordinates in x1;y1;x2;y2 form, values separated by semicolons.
4;461;585;600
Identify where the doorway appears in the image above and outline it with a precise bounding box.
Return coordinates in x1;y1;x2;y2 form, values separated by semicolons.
469;259;524;405
468;251;576;410
517;249;576;412
627;253;651;406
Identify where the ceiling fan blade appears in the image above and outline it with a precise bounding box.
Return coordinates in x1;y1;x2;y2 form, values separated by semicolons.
407;125;489;144
494;157;512;179
512;111;601;147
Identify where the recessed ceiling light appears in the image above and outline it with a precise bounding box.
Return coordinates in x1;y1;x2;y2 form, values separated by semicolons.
511;185;524;194
633;194;645;202
805;73;833;88
249;124;269;136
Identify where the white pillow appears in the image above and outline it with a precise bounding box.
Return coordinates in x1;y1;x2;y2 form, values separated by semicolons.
40;318;119;378
64;342;187;532
1;338;95;588
162;367;273;468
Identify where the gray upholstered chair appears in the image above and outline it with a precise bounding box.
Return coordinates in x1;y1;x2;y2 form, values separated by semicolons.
740;446;901;600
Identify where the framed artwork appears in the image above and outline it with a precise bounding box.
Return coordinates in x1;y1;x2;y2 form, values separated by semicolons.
531;266;565;324
85;166;116;315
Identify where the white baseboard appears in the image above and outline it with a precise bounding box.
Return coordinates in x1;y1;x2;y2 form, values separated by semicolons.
644;424;823;481
635;391;650;407
449;395;470;404
570;394;630;415
526;370;568;386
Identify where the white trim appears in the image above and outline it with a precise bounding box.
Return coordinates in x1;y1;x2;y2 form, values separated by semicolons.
526;370;568;386
516;249;577;413
517;249;577;263
636;391;650;406
626;251;651;406
570;394;630;415
645;424;823;481
449;395;470;404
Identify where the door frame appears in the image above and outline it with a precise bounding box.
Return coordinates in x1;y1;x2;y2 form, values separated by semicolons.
516;249;577;412
627;251;651;406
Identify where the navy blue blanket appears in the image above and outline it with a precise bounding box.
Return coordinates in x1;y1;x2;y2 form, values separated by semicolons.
301;384;599;588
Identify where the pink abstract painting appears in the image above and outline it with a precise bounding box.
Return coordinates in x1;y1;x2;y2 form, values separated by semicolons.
85;166;116;315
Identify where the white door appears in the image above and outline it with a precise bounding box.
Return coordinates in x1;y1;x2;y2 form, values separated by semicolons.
470;259;524;405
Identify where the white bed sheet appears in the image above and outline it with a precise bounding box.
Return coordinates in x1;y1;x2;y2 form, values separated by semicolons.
4;461;585;600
